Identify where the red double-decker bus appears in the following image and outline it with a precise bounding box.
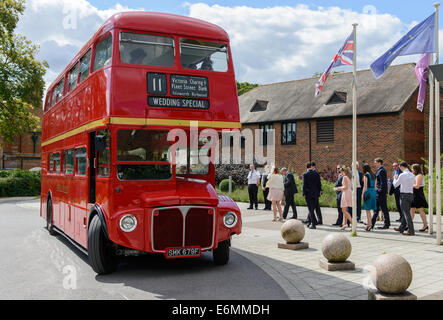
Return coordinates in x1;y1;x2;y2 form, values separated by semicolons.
40;12;242;274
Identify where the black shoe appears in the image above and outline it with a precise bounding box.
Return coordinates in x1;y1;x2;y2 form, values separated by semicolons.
308;225;316;229
317;221;323;225
331;223;341;226
357;219;362;223
302;220;309;224
255;207;258;210
247;207;253;210
377;225;390;230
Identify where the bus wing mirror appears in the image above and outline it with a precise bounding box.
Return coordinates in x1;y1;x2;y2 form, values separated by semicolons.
95;135;107;151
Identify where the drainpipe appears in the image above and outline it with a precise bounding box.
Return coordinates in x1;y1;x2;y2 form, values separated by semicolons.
308;121;312;163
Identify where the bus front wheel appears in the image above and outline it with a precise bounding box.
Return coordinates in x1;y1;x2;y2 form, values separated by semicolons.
46;198;57;236
213;240;230;265
87;215;118;275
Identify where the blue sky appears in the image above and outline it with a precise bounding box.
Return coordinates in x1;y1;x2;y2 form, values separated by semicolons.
17;0;443;87
89;0;441;24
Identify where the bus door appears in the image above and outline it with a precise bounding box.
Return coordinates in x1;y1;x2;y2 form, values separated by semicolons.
89;131;96;204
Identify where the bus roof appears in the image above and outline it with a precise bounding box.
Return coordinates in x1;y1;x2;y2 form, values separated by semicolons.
108;12;230;41
47;12;230;92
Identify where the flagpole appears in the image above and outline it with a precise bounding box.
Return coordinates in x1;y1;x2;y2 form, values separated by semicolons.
434;2;442;245
429;53;435;235
351;23;358;236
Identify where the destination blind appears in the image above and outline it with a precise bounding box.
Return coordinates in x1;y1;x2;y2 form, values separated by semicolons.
148;96;209;110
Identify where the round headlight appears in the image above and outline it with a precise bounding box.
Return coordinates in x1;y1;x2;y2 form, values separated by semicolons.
223;211;238;228
120;214;137;232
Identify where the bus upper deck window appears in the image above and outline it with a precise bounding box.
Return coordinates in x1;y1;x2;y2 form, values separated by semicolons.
79;49;91;83
93;36;112;72
180;39;228;72
67;62;79;93
119;32;174;67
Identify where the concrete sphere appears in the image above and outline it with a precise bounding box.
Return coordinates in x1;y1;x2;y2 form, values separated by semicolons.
322;234;352;262
281;220;305;244
371;254;413;294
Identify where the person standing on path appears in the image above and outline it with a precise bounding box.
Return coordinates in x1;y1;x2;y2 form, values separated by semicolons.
371;158;391;229
261;165;272;211
410;164;429;232
302;162;322;229
393;162;416;236
247;164;260;210
336;166;353;231
310;162;323;225
266;167;284;222
281;167;298;220
332;165;346;227
389;162;403;222
362;163;377;231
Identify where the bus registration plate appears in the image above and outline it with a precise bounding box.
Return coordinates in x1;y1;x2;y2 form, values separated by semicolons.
165;247;201;259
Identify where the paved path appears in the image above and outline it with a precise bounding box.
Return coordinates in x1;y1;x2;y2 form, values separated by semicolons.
233;202;443;300
0;199;287;300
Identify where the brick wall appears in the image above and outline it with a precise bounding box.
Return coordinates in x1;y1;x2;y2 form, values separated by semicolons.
238;101;425;178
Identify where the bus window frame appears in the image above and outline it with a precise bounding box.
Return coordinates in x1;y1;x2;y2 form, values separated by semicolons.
73;146;88;177
112;126;175;182
178;38;230;73
66;62;80;94
116;29;177;69
92;32;113;73
63;149;75;176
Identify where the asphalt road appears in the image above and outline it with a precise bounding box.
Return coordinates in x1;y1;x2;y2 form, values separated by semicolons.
0;198;287;300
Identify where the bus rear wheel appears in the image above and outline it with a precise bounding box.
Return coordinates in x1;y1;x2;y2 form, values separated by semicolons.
213;240;230;265
87;215;118;275
46;198;57;236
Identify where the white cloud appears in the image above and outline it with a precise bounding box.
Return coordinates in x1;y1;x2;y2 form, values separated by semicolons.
186;3;430;84
16;0;143;88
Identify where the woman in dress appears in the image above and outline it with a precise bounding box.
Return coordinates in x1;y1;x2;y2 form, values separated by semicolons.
411;164;429;232
336;166;353;230
362;164;377;231
266;167;284;222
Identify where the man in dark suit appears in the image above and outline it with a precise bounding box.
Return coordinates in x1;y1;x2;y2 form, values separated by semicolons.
302;162;322;229
371;158;391;229
261;165;272;211
281;167;298;219
389;162;403;222
310;162;323;225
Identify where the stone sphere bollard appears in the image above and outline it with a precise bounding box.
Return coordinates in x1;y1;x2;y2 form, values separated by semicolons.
281;220;305;244
322;234;352;262
371;254;413;295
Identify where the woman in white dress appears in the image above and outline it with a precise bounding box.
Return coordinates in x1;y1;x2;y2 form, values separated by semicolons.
266;167;284;222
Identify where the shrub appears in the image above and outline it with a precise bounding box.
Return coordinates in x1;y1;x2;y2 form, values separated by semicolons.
219;179;236;192
215;164;251;186
0;169;41;197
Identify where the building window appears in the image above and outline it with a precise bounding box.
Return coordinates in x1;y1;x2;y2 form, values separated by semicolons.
317;119;334;143
250;100;268;112
282;122;297;145
75;147;87;176
259;124;274;146
93;35;112;72
325;91;347;105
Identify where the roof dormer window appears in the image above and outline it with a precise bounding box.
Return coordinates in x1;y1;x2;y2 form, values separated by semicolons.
250;100;268;112
325;91;347;105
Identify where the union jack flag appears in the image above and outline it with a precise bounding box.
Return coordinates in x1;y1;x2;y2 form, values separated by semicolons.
315;31;354;97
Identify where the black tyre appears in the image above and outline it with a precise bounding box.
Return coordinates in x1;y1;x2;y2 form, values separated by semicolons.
87;214;118;275
46;198;57;236
213;240;230;265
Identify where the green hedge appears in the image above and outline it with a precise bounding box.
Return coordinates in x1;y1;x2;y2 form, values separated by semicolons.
0;169;41;197
219;179;237;192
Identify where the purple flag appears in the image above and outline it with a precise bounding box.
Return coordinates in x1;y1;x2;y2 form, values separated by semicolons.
415;53;430;112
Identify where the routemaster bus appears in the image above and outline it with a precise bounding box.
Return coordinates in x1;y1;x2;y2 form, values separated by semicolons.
40;12;242;274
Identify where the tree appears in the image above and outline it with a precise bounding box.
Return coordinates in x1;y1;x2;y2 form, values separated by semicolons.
0;0;48;143
236;81;259;96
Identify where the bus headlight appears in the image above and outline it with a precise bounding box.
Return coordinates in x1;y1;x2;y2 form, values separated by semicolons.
120;214;137;232
223;211;238;228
